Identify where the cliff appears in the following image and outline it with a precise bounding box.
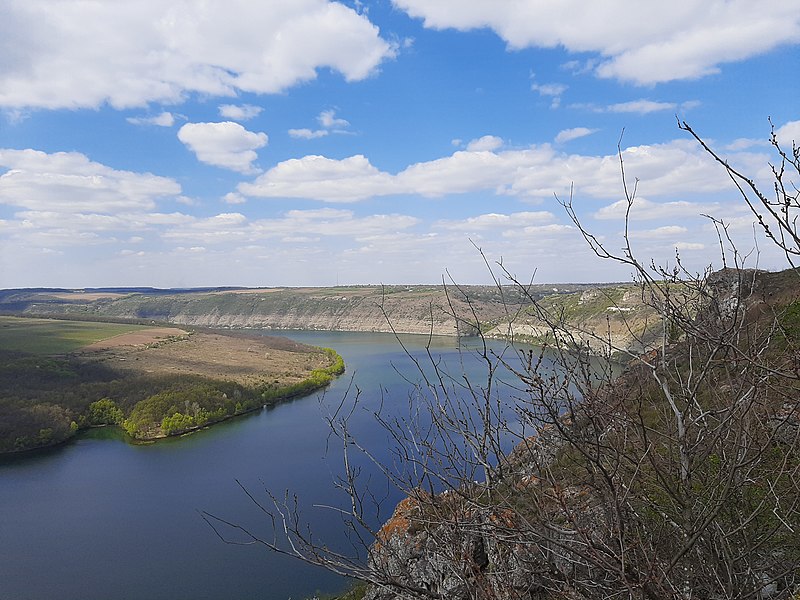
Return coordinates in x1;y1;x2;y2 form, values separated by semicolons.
1;283;662;355
360;268;800;599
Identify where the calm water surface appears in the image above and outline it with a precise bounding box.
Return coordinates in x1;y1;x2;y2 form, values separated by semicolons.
0;331;538;600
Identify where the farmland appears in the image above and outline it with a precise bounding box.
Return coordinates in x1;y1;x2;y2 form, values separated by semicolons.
0;316;159;354
0;316;343;453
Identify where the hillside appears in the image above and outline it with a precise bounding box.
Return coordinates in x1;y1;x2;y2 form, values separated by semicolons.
0;283;661;354
354;268;800;599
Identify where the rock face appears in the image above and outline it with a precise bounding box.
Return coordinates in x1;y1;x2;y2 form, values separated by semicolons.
360;269;800;600
11;287;508;337
365;495;539;600
160;292;468;335
484;283;662;356
3;283;665;356
363;433;604;600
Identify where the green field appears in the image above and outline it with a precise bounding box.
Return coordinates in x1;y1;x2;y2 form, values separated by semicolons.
0;315;344;453
0;316;151;355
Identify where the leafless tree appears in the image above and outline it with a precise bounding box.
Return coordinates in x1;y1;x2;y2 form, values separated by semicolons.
203;124;800;599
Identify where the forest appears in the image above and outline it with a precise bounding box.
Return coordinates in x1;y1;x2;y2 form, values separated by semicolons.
0;317;344;453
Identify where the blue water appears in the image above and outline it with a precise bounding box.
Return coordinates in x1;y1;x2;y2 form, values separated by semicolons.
0;331;538;600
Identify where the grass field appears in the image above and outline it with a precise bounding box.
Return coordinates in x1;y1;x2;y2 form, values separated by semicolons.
0;315;342;452
0;316;153;355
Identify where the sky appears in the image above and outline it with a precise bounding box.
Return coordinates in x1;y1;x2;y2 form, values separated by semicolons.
0;0;798;288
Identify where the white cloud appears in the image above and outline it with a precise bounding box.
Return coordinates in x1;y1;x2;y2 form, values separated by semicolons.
0;1;396;109
531;82;567;98
397;149;531;197
318;109;350;129
594;198;722;221
628;225;689;238
126;111;176;127
178;122;268;174
437;211;555;231
0;148;181;213
721;121;800;152
775;120;800;149
289;128;329;139
290;109;351;140
506;223;575;239
393;0;800;84
218;104;263;121
675;242;705;250
162;207;419;244
607;100;677;114
576;99;700;115
530;77;567;108
466;135;503;152
222;192;247;205
241;136;757;203
724;138;767;151
239;154;394;202
555;127;597;144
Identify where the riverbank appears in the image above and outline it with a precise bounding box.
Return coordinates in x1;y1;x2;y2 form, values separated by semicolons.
1;282;660;356
0;316;345;453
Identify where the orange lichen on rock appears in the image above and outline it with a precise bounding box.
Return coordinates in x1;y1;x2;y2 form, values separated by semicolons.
377;496;421;542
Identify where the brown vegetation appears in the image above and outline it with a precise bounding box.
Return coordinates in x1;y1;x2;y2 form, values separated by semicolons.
78;330;331;387
0;322;341;453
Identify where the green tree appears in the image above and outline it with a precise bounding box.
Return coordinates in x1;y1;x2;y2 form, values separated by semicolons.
161;412;195;435
87;398;124;426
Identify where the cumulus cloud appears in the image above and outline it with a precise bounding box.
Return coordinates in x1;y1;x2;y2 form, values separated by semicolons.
219;104;263;121
775;120;800;149
162;207;419;244
606;100;677;114
725;138;767;152
466;135;503;152
240;136;755;202
289;109;351;140
318;109;350;129
0;149;189;257
721;121;800;152
0;148;180;213
555;127;597;144
126;111;176;127
0;1;396;109
393;0;800;84
239;154;394;201
594;198;722;221
222;192;247;205
675;242;705;250
628;225;689;238
436;211;555;231
289;128;329;140
178;122;268;174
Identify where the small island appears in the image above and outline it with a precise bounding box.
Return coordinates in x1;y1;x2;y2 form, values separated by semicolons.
0;315;344;453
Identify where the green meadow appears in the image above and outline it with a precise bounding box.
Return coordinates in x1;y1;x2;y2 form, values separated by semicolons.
0;316;150;355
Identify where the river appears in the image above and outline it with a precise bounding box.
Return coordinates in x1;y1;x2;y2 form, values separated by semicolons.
0;331;547;600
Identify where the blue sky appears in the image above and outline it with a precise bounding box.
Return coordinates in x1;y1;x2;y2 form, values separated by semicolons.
1;0;798;288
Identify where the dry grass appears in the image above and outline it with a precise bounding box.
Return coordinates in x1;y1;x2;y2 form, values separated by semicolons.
77;330;331;387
